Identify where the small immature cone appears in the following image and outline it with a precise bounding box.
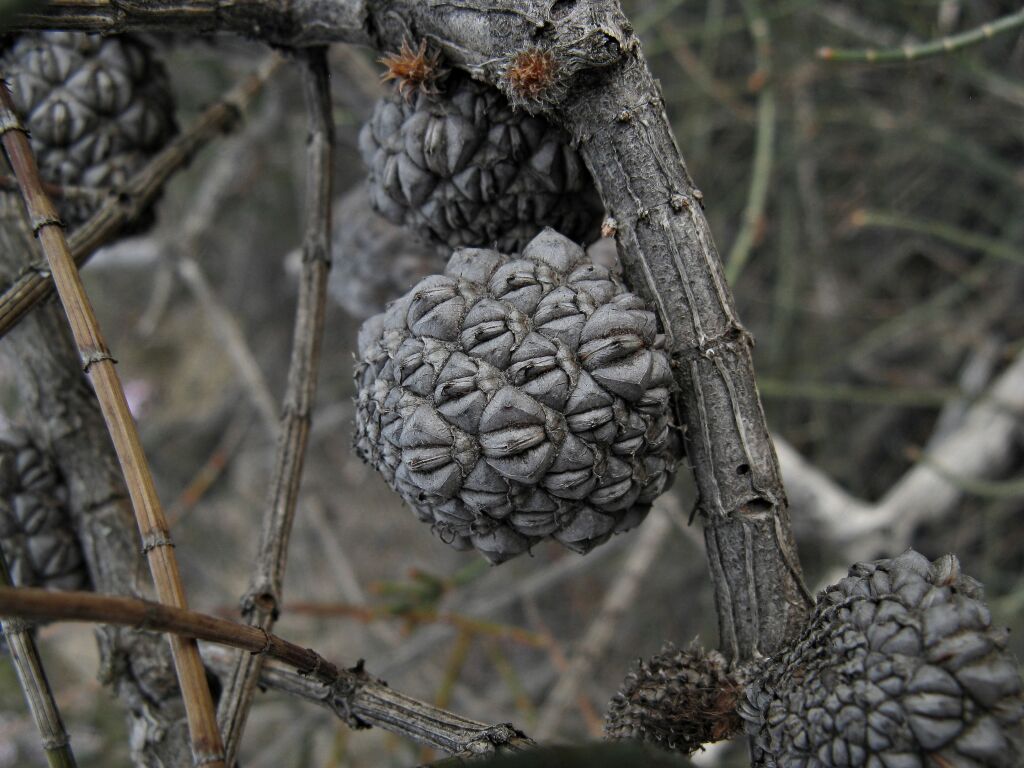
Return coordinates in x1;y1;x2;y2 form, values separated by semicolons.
605;643;745;754
354;228;681;563
360;68;603;252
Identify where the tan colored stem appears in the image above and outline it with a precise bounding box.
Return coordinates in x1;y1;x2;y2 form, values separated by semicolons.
0;83;225;767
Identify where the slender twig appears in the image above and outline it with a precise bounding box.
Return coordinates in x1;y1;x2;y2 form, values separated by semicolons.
850;210;1023;265
533;504;672;740
0;82;225;767
217;47;334;763
726;0;776;283
0;552;78;768
0;175;109;206
818;8;1024;63
0;587;534;757
0;53;283;342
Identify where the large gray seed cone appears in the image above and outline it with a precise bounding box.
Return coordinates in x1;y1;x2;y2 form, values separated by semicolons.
742;550;1024;768
354;228;680;564
1;31;177;227
329;183;448;320
359;70;603;252
0;430;87;591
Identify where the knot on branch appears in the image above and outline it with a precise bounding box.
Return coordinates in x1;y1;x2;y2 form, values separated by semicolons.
329;659;373;730
460;723;528;755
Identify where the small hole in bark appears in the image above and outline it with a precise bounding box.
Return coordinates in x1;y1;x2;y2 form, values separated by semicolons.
736;464;750;475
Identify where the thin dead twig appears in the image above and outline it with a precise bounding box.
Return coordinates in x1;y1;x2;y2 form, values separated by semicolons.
0;82;225;767
0;551;78;768
217;47;334;763
0;587;534;757
0;53;283;342
533;503;673;740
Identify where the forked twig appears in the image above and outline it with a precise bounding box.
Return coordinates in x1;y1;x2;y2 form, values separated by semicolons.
0;587;534;757
0;81;225;767
217;47;334;763
0;53;283;342
0;552;78;768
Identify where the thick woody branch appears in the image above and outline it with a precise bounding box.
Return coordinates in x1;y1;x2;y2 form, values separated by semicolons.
10;0;810;660
0;587;534;758
217;47;334;762
558;47;810;659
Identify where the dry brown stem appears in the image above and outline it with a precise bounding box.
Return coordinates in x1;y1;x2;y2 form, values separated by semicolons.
0;83;225;767
0;586;534;757
0;551;78;768
216;47;334;763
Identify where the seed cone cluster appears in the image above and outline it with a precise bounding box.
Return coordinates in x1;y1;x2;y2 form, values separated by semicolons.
743;551;1024;767
605;644;744;754
329;184;448;320
605;551;1023;766
0;431;87;591
354;229;680;563
359;69;602;252
1;31;176;227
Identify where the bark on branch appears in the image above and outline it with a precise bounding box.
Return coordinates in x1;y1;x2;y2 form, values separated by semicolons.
10;0;811;660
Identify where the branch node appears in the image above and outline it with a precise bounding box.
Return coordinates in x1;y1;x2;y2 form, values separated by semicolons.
140;530;176;554
81;348;117;373
0;110;28;137
30;214;64;236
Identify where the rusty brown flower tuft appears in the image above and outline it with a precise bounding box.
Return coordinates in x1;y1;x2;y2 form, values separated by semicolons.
380;38;444;100
505;48;560;103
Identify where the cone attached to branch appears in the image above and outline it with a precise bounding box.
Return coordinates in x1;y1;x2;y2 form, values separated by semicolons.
360;59;602;252
1;31;177;227
605;551;1024;767
353;228;681;563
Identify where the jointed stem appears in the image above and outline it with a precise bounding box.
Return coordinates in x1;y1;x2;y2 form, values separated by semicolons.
0;82;226;767
819;8;1024;63
216;47;334;762
0;552;78;768
0;587;535;757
